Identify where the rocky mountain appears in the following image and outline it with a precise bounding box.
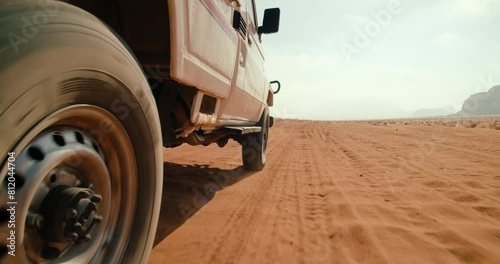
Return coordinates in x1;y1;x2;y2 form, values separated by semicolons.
458;85;500;116
412;107;456;118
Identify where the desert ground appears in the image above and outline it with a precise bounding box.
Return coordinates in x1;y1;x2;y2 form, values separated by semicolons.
150;117;500;264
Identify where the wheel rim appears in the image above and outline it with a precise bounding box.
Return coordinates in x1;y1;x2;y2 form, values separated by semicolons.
0;105;137;263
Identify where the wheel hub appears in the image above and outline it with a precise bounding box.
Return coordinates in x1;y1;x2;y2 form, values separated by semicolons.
38;185;103;245
7;125;112;262
0;105;138;263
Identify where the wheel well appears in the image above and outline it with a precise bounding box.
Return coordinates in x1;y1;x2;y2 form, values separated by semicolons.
67;1;253;148
69;0;203;147
70;0;171;73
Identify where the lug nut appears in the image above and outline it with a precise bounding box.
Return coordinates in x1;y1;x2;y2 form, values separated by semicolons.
66;232;79;244
74;222;84;232
26;213;44;229
66;209;78;219
80;191;91;198
82;234;92;243
91;194;102;203
94;215;103;224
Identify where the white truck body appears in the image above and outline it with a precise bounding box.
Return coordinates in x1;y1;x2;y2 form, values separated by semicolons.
169;0;272;127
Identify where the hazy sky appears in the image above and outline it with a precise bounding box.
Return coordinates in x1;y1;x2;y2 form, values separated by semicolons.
257;0;500;120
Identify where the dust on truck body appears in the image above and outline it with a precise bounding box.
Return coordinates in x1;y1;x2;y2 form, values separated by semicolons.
0;0;280;263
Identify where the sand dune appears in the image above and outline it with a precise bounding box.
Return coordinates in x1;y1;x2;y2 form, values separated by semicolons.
151;118;500;264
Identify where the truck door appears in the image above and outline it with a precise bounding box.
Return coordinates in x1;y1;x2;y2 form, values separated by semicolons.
169;0;239;99
242;0;268;118
216;0;266;124
219;0;267;123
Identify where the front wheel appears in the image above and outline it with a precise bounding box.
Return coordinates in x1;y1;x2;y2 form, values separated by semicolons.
241;107;270;171
0;1;162;263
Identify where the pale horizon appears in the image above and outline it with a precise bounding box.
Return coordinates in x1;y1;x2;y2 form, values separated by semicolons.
258;0;500;121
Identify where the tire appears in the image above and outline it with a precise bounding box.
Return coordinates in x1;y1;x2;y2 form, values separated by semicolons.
0;1;162;263
242;107;270;171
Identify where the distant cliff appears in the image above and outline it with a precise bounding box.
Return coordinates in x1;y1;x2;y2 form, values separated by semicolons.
458;85;500;116
412;107;455;118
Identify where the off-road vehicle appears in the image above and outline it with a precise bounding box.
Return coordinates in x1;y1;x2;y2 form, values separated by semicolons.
0;0;280;262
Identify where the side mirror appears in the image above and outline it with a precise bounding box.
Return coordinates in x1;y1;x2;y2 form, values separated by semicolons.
258;8;280;35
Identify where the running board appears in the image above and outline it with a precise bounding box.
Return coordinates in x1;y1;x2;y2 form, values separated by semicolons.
218;126;262;135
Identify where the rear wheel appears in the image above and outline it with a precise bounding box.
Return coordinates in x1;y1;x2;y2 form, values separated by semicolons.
0;1;162;263
241;107;270;171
